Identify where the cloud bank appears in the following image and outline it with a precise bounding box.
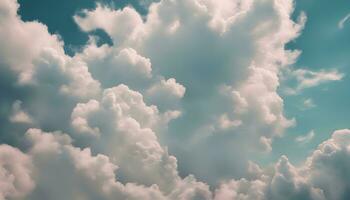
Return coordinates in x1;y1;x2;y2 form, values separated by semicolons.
0;0;348;199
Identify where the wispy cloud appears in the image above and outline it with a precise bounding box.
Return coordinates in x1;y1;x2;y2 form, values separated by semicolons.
285;68;344;95
295;130;315;144
338;13;350;29
295;69;344;90
302;98;316;110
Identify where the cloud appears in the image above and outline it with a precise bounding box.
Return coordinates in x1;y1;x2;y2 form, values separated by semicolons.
76;43;152;89
146;78;185;110
3;0;350;199
0;0;306;189
24;128;168;200
9;100;34;124
74;5;144;45
0;0;104;145
295;130;315;144
216;114;242;130
295;69;344;90
0;128;212;200
71;84;210;197
338;13;350;29
71;84;179;177
0;144;34;200
6;127;350;200
214;154;325;200
74;0;305;182
305;129;350;199
285;68;344;95
215;129;350;200
147;78;185;99
302;98;316;110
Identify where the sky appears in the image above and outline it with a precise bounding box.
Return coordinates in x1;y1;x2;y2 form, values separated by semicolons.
1;0;350;199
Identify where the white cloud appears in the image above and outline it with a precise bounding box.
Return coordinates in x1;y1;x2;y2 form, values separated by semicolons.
214;129;350;200
19;126;348;200
0;0;103;144
9;128;349;200
9;100;33;124
0;128;213;200
296;69;343;90
214;156;324;200
73;0;304;182
217;114;242;130
3;0;350;200
74;5;144;45
295;130;315;144
338;13;350;29
146;78;185;110
0;0;100;99
0;144;34;200
25;128;168;200
71;84;209;196
285;68;344;95
0;0;63;84
302;98;316;110
147;78;185;99
76;43;152;88
304;129;350;199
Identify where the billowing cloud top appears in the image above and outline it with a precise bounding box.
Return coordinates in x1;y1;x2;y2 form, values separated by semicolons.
0;0;348;199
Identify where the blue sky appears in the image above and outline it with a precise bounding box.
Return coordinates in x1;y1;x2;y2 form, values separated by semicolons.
1;0;350;199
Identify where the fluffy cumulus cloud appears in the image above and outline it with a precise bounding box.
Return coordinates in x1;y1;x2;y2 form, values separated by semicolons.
71;84;182;192
0;0;101;146
0;0;349;199
0;128;211;200
74;0;306;181
0;144;34;200
0;0;100;97
76;43;152;89
214;129;350;200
